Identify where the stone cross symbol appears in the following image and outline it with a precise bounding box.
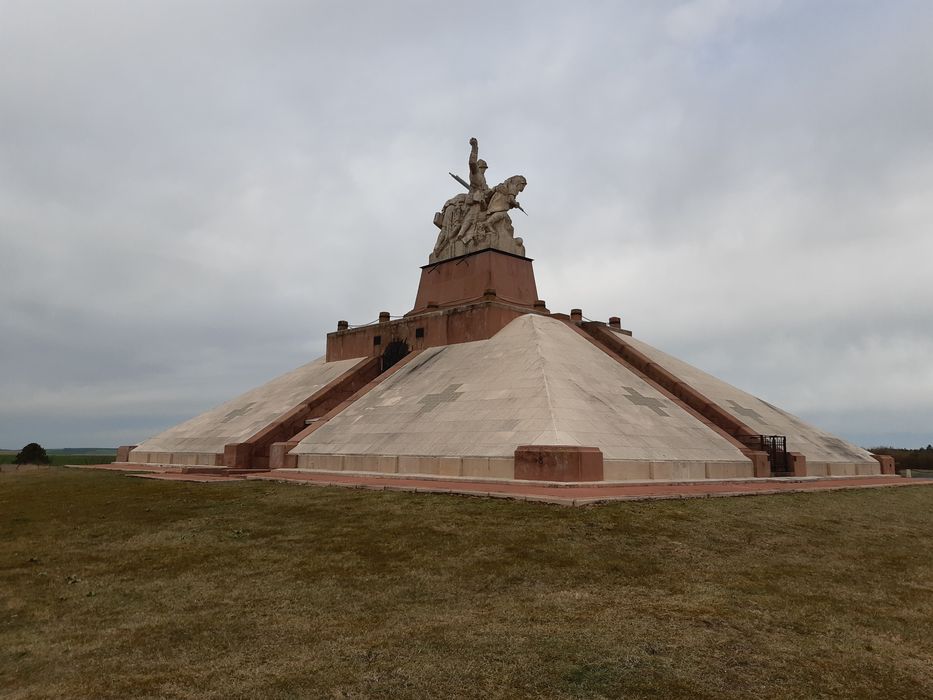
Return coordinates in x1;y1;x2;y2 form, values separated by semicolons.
622;387;669;416
419;383;464;412
222;402;256;423
726;400;764;422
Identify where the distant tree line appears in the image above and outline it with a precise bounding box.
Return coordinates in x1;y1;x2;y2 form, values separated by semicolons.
870;445;933;471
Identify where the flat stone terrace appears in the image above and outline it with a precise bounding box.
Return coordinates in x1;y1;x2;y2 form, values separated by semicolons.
69;464;929;506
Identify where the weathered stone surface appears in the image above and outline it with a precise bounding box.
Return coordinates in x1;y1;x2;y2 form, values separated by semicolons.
130;356;363;459
514;445;604;482
292;314;751;464
614;330;878;470
431;138;527;263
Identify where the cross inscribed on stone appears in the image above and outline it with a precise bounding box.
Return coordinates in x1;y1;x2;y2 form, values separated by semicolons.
622;387;668;416
418;384;464;412
222;402;256;422
726;400;764;422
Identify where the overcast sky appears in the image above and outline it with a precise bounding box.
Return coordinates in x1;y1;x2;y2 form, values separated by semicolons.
1;0;931;450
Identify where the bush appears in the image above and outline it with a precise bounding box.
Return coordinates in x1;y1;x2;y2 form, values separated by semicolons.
14;442;51;466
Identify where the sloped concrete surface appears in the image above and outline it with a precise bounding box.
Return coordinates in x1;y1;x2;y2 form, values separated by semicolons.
293;315;749;462
132;356;363;456
616;330;876;465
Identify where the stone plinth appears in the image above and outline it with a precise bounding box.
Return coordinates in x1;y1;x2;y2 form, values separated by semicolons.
872;454;895;475
411;248;538;314
514;446;604;482
788;452;807;477
116;445;137;463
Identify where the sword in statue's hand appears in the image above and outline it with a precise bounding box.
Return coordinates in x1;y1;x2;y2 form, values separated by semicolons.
449;172;529;215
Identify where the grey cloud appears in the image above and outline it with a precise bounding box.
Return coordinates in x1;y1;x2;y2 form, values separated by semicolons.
1;1;931;447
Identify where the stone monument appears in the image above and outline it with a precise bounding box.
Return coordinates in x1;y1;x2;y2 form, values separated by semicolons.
117;138;893;483
430;138;527;262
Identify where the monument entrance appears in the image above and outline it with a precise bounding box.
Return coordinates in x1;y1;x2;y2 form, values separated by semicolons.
381;340;410;372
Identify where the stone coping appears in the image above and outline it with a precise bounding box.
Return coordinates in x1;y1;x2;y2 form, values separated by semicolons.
64;463;926;505
422;246;533;268
73;463;900;488
276;468;901;489
248;471;927;506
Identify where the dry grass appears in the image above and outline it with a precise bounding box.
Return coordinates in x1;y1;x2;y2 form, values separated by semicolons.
1;468;932;699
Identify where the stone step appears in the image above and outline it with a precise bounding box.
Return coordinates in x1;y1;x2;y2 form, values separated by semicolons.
179;467;270;476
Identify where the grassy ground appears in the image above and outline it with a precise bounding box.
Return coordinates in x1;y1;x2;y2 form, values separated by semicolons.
1;469;932;699
0;454;116;466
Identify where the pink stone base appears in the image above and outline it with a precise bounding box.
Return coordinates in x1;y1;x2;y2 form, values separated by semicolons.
514;445;603;482
872;454;896;475
67;463;926;506
247;470;924;506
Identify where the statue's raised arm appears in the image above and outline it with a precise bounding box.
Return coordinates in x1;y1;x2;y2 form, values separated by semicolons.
468;137;488;194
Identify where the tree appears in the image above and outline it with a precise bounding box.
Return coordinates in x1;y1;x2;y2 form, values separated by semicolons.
14;442;50;465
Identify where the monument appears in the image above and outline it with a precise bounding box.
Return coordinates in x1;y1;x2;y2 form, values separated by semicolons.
117;139;894;482
431;137;527;262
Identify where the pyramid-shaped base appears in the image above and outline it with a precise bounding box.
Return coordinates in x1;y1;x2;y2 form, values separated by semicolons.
122;314;886;483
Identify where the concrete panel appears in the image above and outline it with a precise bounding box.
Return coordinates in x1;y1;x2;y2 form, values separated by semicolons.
295;315;747;465
438;457;463;477
807;462;830;477
828;462;857;476
342;455;369;473
705;461;754;479
618;331;877;469
486;457;515;479
603;460;651;481
666;461;704;480
649;462;672;480
398;456;440;475
375;456;399;474
133;356;363;456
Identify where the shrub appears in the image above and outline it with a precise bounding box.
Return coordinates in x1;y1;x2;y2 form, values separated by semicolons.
14;442;51;466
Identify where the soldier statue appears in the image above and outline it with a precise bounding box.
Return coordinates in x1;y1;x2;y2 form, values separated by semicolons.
431;138;527;262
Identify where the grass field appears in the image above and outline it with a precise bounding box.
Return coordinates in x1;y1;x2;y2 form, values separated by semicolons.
0;454;117;466
2;469;932;699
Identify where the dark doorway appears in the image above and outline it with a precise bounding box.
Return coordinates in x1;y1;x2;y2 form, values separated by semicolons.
760;435;790;475
381;340;410;372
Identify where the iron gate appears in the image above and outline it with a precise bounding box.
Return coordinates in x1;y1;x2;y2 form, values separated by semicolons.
758;435;789;474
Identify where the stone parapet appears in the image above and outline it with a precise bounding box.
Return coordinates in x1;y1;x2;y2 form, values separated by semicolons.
325;300;545;363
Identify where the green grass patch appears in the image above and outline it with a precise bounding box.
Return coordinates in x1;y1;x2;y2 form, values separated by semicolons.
1;469;931;699
0;454;116;466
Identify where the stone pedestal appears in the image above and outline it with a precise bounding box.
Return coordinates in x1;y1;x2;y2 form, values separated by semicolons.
872;454;895;475
514;445;604;482
410;248;538;314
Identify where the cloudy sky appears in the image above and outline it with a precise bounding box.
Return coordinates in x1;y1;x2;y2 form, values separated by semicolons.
1;0;931;450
